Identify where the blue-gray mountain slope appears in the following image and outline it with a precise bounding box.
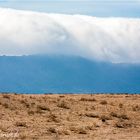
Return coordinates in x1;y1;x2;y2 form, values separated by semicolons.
0;55;140;93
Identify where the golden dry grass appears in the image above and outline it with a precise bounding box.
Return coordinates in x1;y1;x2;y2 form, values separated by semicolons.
0;93;140;140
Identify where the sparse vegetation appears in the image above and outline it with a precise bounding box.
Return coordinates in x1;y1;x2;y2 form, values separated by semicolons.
132;105;140;111
48;127;57;133
80;97;96;102
110;112;129;120
119;103;123;108
48;113;60;123
0;94;139;140
20;99;30;108
115;121;132;128
119;114;129;120
15;121;27;127
110;112;118;117
2;94;10;99
100;115;111;122
100;100;107;105
36;104;50;111
77;127;87;134
57;100;70;109
28;110;35;115
2;103;9;108
85;112;99;118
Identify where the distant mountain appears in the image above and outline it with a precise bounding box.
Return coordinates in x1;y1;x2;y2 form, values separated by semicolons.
0;55;140;93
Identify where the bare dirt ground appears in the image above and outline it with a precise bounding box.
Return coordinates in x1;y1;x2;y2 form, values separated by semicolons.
0;94;140;140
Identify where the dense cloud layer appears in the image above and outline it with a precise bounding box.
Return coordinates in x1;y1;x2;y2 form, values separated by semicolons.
0;8;140;63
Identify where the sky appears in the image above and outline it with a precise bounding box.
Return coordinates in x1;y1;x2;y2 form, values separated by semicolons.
0;0;140;17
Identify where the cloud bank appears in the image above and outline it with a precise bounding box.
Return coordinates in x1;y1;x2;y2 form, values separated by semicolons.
0;8;140;63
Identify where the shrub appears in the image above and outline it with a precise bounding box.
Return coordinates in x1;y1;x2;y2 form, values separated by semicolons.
28;110;35;115
37;105;50;111
119;103;123;108
100;115;111;122
78;127;87;134
20;99;30;108
15;122;27;127
100;100;107;105
132;105;140;111
48;127;57;133
48;113;60;123
3;94;10;99
80;97;96;102
57;101;70;109
2;103;9;108
110;112;118;118
119;114;129;120
85;113;99;118
115;121;132;128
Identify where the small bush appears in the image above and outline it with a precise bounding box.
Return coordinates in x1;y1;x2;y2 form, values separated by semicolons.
119;103;123;108
48;127;57;133
100;100;107;105
3;94;10;99
78;127;87;134
59;95;65;98
85;112;99;118
57;101;70;109
48;113;60;123
110;112;129;120
80;97;96;102
132;105;140;111
20;99;30;108
15;122;27;127
28;110;35;115
100;115;111;122
70;126;87;134
110;112;118;118
115;121;132;128
3;103;9;108
37;105;50;111
62;130;70;135
35;105;50;114
20;134;27;140
119;114;129;120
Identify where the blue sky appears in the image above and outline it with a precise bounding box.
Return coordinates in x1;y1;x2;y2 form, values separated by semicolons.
0;0;140;17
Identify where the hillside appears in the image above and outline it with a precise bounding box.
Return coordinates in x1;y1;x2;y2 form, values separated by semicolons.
0;55;140;93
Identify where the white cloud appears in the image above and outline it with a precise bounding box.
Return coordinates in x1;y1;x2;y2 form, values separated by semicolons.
0;7;140;63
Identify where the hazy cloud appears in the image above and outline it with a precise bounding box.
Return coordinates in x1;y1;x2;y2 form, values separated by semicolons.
0;8;140;63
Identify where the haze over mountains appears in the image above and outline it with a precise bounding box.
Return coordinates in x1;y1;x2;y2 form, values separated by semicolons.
0;8;140;93
0;55;140;93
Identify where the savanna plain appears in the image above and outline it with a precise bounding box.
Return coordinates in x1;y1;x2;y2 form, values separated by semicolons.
0;94;140;140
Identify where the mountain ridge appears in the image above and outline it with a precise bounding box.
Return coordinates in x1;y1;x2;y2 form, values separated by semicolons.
0;55;140;93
